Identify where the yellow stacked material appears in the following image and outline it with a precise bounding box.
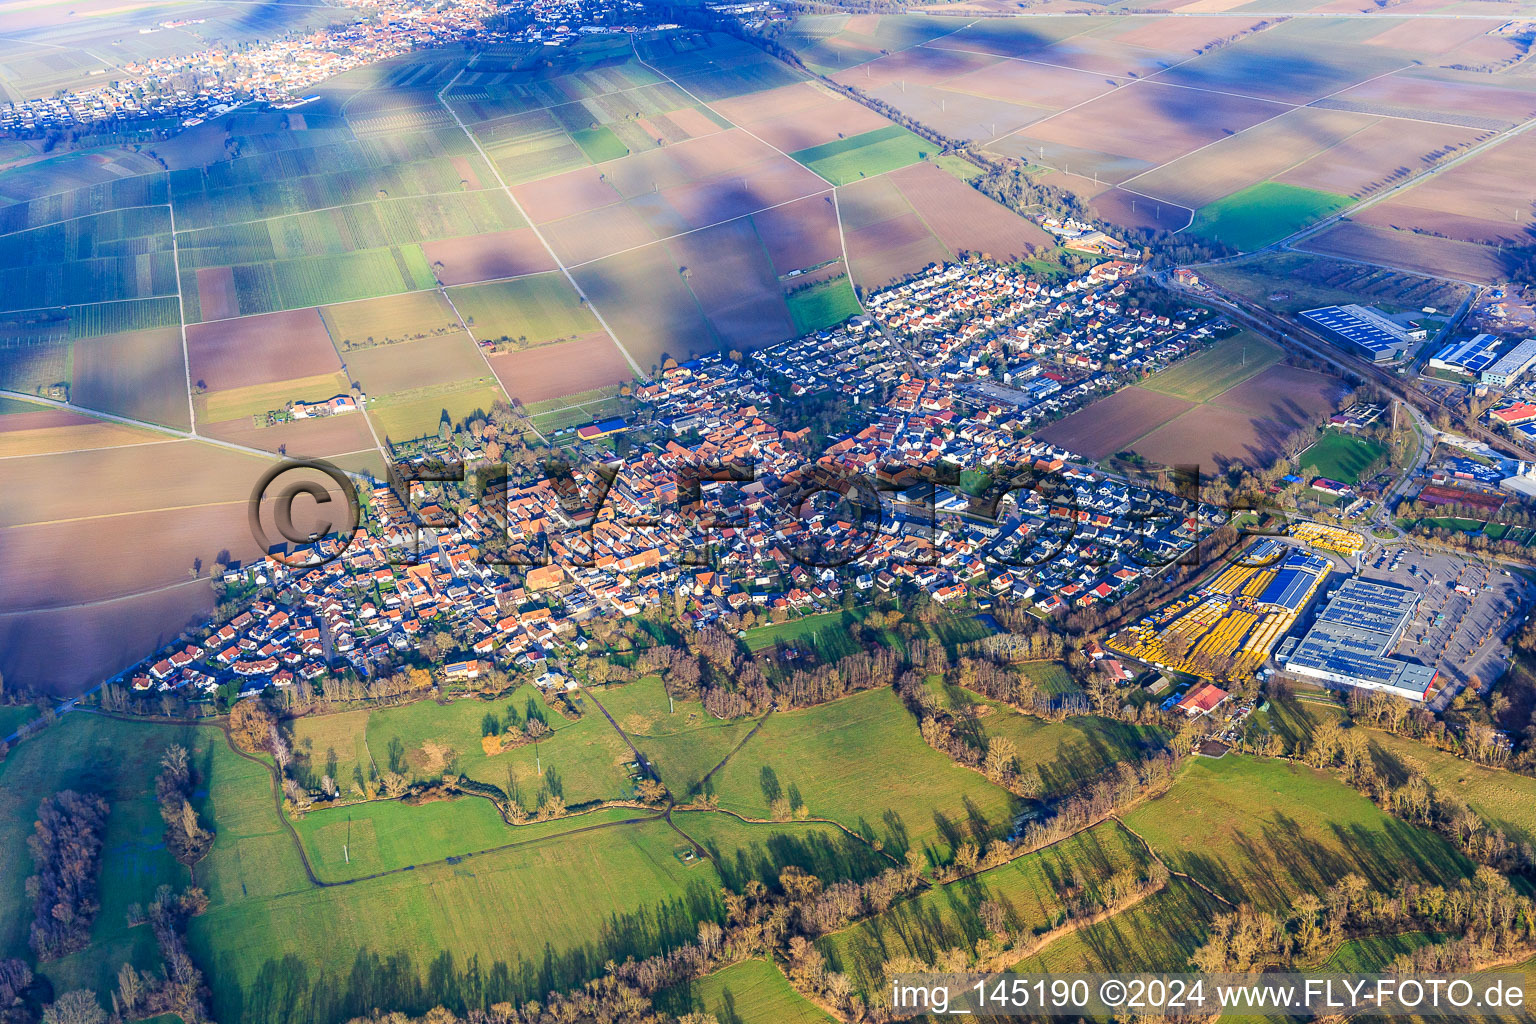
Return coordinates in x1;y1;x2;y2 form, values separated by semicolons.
1292;521;1364;556
1205;562;1258;596
1239;569;1277;599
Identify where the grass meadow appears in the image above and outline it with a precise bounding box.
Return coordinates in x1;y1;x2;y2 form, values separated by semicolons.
658;958;833;1024
594;676;760;798
819;819;1150;995
675;812;891;893
0;704;38;737
188;817;727;1024
786;273;862;334
358;683;635;810
932;679;1169;799
293;801;647;882
1122;755;1472;914
0;715;200;999
1367;728;1536;849
1016;877;1225;973
705;687;1022;865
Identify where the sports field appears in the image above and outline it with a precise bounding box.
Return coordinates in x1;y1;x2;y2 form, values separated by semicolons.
1140;332;1282;403
786;273;862;334
1299;429;1388;485
790;125;932;185
1190;182;1352;252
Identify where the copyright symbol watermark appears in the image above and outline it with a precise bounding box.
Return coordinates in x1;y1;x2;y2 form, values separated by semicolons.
247;458;361;568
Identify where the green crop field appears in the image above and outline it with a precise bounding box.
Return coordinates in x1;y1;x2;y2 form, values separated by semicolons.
820;820;1150;995
201;372;353;423
659;959;833;1024
1140;332;1282;402
1122;755;1471;913
791;126;932;186
1300;429;1388;485
705;687;1021;864
448;272;601;347
786;273;861;335
1191;183;1352;252
569;126;630;163
594;677;759;798
367;382;504;441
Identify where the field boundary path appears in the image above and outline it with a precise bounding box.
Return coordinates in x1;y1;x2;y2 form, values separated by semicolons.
1112;812;1238;909
627;36;868;315
0;388;377;466
435;61;647;379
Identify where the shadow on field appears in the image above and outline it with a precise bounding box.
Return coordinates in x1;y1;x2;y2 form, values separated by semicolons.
213;877;722;1024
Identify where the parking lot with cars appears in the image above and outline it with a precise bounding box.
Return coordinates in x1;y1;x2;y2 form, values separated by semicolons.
1360;544;1533;706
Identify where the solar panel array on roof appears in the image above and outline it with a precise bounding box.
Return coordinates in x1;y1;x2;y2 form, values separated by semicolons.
1281;578;1436;701
1431;333;1502;374
1299;305;1412;363
1255;552;1328;612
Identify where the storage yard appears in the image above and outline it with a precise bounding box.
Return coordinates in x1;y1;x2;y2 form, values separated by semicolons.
1108;539;1331;682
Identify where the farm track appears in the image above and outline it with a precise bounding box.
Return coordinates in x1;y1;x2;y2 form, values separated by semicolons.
435;61;647;380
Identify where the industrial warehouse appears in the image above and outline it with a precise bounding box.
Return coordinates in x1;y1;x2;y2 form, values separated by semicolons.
1277;578;1440;702
1299;304;1425;364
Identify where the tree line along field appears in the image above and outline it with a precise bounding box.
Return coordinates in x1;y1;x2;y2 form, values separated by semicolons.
0;671;1518;1024
1195;251;1473;317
